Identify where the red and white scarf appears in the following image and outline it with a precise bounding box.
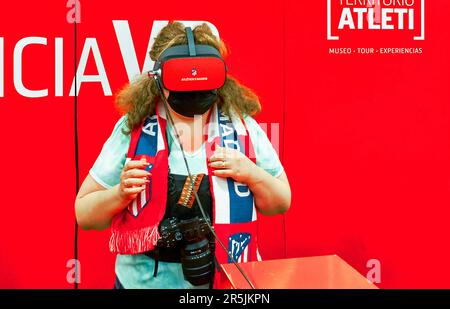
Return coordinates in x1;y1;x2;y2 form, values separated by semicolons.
109;102;261;283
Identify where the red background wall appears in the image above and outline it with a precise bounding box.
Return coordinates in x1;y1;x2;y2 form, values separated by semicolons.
0;0;449;288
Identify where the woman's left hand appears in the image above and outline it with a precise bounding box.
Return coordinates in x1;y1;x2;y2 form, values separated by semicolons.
208;145;259;184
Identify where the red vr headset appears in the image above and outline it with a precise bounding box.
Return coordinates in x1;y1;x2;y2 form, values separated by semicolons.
151;27;227;92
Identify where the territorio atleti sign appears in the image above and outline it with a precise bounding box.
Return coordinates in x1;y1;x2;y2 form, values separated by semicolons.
327;0;425;41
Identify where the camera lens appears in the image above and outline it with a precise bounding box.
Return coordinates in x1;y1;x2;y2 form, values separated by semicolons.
181;239;213;286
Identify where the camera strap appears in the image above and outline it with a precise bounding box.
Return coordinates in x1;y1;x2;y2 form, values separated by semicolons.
153;247;160;277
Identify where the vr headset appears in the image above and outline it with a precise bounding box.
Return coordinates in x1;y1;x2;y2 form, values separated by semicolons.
151;27;227;92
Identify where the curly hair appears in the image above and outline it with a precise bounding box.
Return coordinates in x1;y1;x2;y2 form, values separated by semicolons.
115;22;261;134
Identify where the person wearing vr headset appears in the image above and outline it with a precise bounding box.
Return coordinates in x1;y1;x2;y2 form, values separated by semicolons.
75;22;291;289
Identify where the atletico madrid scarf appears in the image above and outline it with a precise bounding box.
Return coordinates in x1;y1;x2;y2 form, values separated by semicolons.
109;102;261;279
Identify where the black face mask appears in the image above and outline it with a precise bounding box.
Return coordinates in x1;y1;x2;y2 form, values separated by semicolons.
167;90;218;118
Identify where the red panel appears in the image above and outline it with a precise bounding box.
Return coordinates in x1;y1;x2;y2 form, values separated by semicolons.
0;1;75;288
284;0;450;288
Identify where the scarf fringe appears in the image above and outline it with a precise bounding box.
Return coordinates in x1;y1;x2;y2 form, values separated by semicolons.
109;225;160;254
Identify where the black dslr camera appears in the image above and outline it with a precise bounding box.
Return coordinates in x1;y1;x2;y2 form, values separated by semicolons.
158;216;214;286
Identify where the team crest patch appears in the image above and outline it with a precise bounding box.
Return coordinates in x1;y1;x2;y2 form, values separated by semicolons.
228;233;251;263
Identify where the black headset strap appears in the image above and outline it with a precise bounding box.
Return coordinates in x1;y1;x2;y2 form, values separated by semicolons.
185;27;197;57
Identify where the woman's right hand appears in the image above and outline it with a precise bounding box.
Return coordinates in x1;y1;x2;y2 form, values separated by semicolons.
118;158;151;203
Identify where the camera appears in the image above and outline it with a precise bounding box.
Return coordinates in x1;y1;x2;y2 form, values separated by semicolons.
158;216;214;286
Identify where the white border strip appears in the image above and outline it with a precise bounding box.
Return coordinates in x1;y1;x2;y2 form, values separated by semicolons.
413;0;425;40
0;38;3;97
327;0;339;40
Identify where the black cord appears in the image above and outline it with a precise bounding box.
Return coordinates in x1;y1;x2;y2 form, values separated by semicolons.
73;2;79;290
155;78;256;289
